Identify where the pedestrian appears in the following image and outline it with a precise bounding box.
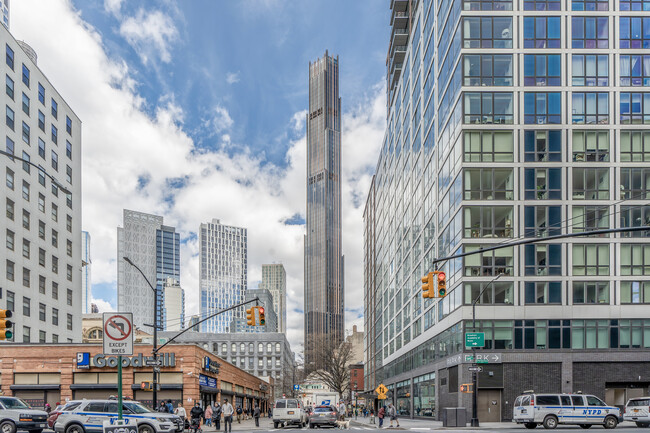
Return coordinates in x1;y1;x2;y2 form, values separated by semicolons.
253;405;261;427
166;400;174;414
338;401;346;421
175;403;187;427
378;406;385;428
388;403;399;428
158;402;168;413
45;403;51;414
213;402;222;431
205;404;213;427
222;399;234;433
236;405;243;423
268;407;272;418
190;402;204;431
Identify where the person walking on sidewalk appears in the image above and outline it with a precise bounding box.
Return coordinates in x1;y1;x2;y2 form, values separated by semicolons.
378;406;385;428
204;404;213;427
222;399;234;433
236;405;243;423
388;403;400;428
253;405;261;427
212;402;222;431
338;401;346;421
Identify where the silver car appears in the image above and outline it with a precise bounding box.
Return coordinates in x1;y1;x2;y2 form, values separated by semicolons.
55;400;183;433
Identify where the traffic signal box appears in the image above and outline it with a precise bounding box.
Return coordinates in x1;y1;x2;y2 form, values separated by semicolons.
258;307;265;326
437;271;447;297
421;272;434;298
246;308;256;326
460;383;474;393
421;272;448;298
0;310;13;340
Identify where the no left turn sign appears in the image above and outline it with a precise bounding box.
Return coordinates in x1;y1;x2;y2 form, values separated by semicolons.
103;312;134;356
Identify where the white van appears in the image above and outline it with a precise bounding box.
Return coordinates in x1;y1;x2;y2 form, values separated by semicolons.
513;392;621;429
272;399;308;429
623;397;650;427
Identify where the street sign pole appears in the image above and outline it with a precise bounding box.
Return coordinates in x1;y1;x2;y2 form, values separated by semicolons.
118;356;123;420
103;313;133;419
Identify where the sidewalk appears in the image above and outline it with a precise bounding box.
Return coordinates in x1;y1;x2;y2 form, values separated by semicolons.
200;417;274;431
350;416;519;430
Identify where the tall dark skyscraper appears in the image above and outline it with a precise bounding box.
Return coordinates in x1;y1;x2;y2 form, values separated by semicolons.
305;51;344;369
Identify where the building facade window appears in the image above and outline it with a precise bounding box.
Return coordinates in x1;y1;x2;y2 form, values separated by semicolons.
572;130;609;161
5;229;14;250
524;0;560;10
621;244;650;275
621;281;650;303
38;83;44;104
572;55;608;86
572;0;608;10
463;130;513;162
464;246;514;276
572;17;609;48
463;206;513;238
23;297;30;317
463;168;514;200
620;0;650;10
524;17;561;48
620;17;650;49
525;281;562;304
525;244;562;275
620;168;650;199
524;92;561;124
524;130;561;162
463;92;513;124
22;64;30;87
572;168;609;200
524;205;562;237
573;244;609;275
620;92;650;124
620;206;650;237
463;17;513;48
524;54;561;86
573;282;609;304
463;54;513;86
5;44;13;69
620;55;650;86
6;260;14;281
572;206;609;233
571;92;609;124
524;168;562;199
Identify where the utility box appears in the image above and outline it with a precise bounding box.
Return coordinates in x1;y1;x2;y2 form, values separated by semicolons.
456;407;467;426
442;408;458;427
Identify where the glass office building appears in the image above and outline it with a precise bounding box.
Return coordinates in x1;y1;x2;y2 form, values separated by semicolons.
364;0;650;421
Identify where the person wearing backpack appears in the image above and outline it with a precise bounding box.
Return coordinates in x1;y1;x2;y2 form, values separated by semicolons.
378;406;385;428
236;405;243;423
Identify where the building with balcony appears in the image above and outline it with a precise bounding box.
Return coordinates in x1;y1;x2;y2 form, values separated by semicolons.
364;0;650;422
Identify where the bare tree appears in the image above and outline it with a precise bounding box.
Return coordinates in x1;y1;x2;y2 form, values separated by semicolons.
309;336;354;399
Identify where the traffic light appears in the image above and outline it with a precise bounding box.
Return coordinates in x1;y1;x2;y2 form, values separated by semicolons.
460;383;474;393
421;272;434;298
0;310;13;340
258;307;266;326
246;308;256;326
437;271;447;297
141;381;152;391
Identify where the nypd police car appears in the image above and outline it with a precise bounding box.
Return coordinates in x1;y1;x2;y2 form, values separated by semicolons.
513;392;621;429
54;400;183;433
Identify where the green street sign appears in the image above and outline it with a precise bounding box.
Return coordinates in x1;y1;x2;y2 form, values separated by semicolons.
465;332;485;348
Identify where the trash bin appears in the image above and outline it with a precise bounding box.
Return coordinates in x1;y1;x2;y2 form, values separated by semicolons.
456;407;467;427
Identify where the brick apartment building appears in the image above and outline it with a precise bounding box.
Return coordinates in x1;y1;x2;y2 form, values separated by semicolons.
0;344;272;412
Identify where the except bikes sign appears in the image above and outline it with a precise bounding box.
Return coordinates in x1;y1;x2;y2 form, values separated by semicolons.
103;313;133;356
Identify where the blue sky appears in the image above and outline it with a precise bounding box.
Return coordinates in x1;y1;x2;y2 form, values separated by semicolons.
12;0;389;350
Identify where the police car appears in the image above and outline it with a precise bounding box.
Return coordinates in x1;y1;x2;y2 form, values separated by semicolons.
54;400;183;433
623;396;650;427
513;392;621;429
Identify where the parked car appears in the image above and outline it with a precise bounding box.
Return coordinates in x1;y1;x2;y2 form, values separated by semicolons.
48;403;72;429
623;396;650;427
0;396;49;433
272;399;308;429
55;400;183;433
308;406;338;428
513;392;621;429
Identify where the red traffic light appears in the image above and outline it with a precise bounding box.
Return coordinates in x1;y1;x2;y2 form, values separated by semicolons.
437;272;446;281
258;307;264;314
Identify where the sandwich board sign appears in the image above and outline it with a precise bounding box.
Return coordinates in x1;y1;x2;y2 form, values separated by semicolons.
103;313;133;356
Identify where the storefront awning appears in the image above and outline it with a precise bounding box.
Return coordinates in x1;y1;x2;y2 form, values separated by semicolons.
70;384;118;390
10;384;60;391
130;384;182;390
200;386;219;393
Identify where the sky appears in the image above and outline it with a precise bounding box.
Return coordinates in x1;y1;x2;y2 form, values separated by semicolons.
10;0;389;354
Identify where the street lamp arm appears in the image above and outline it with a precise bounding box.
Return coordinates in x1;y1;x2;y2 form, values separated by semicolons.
154;296;260;354
472;273;504;309
0;149;72;195
122;257;156;294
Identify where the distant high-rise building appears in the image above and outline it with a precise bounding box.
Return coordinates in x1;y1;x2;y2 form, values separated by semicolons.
1;0;8;30
305;51;344;369
261;264;286;333
0;27;82;343
156;225;180;328
200;219;247;333
163;277;184;332
230;288;278;333
117;210;180;331
82;231;91;314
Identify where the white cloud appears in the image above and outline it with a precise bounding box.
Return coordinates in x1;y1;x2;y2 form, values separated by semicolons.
226;72;240;84
103;0;124;16
11;0;385;353
91;298;115;313
119;9;179;64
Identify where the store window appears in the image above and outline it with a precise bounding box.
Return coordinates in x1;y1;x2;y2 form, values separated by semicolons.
524;54;561;86
396;380;411;416
573;282;609;304
525;244;562;275
413;374;435;417
463;130;513;162
524;92;561;124
523;17;561;48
